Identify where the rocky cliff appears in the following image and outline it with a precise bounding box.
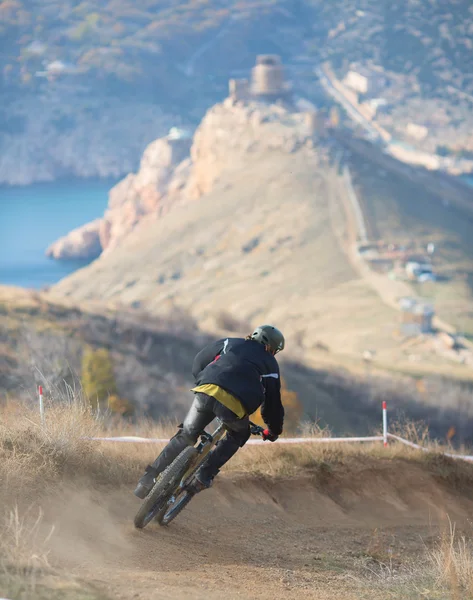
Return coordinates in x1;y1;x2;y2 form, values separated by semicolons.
185;98;314;200
47;96;315;260
46;133;192;259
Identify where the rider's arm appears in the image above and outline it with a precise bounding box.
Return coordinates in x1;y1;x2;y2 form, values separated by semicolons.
260;366;284;436
192;339;226;380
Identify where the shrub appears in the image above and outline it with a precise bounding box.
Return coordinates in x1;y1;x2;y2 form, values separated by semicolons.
81;346;117;410
107;394;134;417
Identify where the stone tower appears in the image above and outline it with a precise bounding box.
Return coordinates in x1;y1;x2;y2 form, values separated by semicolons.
250;55;291;101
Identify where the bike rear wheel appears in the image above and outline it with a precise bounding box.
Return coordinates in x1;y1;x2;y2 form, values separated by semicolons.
134;446;198;529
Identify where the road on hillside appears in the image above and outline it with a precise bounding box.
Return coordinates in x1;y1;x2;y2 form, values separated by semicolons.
315;67;382;143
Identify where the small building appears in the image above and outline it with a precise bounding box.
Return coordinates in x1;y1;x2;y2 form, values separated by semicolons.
406;123;429;141
344;70;369;95
304;111;326;138
405;260;434;282
296;97;317;112
46;60;68;73
343;65;386;97
366;97;389;115
399;297;434;337
167;127;192;141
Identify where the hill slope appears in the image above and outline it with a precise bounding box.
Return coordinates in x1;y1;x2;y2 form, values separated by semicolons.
50;139;394;360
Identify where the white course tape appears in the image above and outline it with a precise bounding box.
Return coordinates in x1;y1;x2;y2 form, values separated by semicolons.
86;433;473;463
87;436;169;443
87;435;384;444
387;434;473;462
248;435;384;445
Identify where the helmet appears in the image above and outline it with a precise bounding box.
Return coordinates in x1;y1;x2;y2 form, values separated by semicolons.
250;325;285;354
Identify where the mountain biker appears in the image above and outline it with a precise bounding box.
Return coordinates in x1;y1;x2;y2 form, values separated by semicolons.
134;325;285;499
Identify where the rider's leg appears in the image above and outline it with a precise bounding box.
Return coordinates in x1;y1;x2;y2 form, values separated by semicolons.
134;393;215;498
193;403;250;489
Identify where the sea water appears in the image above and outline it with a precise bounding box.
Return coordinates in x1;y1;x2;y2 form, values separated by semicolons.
0;179;114;289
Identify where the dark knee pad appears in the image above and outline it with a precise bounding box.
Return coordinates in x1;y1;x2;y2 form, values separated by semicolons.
169;422;197;445
226;427;251;448
181;424;201;445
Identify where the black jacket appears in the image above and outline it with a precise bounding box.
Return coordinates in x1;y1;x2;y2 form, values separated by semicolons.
192;337;284;435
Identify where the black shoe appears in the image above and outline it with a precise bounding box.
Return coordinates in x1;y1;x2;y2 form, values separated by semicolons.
133;465;158;499
188;469;218;494
188;475;211;494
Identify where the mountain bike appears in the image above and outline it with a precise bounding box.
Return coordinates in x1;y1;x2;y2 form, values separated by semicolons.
134;420;264;529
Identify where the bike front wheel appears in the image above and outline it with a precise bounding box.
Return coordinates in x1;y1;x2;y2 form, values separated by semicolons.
156;489;194;526
134;446;198;529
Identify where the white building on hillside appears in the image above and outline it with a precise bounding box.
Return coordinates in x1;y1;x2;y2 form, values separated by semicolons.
343;65;386;97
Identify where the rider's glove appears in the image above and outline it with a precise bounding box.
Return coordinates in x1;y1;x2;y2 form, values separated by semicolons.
262;429;278;442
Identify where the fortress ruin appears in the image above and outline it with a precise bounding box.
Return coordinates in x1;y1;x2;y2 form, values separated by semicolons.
229;55;292;103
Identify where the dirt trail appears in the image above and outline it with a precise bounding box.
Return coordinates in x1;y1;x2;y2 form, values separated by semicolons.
29;460;473;600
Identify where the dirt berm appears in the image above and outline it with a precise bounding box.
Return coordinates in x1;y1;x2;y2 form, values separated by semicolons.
7;452;473;600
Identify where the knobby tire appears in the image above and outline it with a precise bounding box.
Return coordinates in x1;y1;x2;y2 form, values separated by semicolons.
134;446;198;529
155;444;209;526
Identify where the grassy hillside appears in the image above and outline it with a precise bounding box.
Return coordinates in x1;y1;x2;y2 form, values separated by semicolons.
3;0;470;98
0;0;310;111
4;284;473;441
49;131;473;378
0;285;207;419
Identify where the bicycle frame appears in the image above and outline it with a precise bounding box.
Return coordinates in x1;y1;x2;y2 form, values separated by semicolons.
148;419;264;527
178;419;227;488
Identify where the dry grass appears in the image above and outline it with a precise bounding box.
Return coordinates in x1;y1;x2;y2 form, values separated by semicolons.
1;507;53;569
428;519;473;599
0;506;53;590
0;506;52;596
345;524;473;600
2;394;473;491
2;398;473;599
0;396;145;497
